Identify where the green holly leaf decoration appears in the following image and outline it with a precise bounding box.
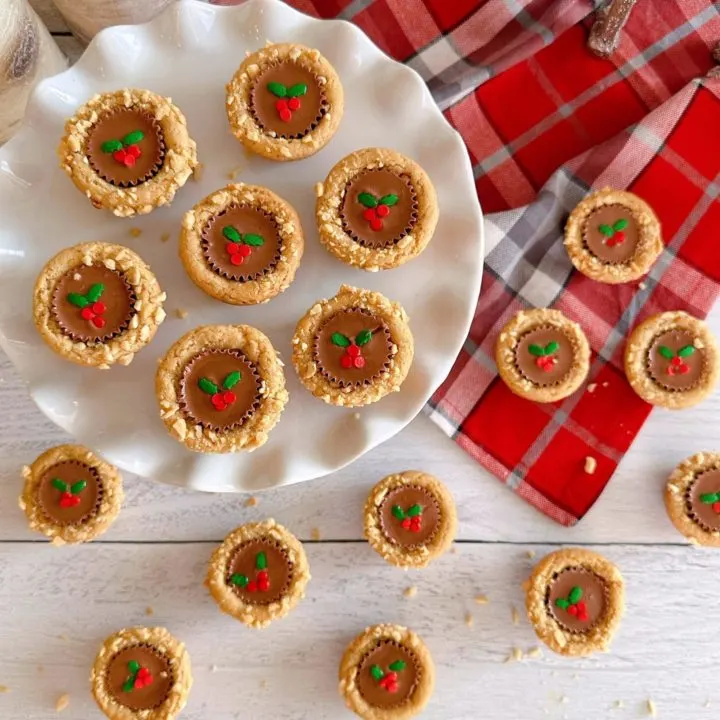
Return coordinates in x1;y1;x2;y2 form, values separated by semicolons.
370;665;385;681
392;505;405;520
256;551;267;570
544;341;559;355
122;130;144;146
388;660;407;672
677;345;696;358
331;332;351;347
101;139;123;153
231;574;249;587
51;478;68;492
122;678;135;693
358;192;378;208
70;480;87;495
198;377;219;395
223;226;242;243
379;194;399;207
598;223;614;237
267;81;287;98
407;504;422;517
613;218;628;231
85;284;105;303
223;371;242;390
355;330;373;347
128;660;140;674
243;234;264;247
568;586;583;604
555;598;570;610
700;493;720;504
287;83;308;98
67;292;89;308
528;343;545;357
657;345;674;359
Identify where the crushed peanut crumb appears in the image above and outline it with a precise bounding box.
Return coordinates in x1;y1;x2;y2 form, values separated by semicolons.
511;605;520;625
584;456;597;474
211;664;219;673
175;308;188;319
145;606;154;616
55;693;70;712
602;381;609;387
474;594;489;605
464;612;474;628
638;281;647;290
504;647;523;663
613;700;624;709
587;383;597;393
647;699;657;716
193;162;205;181
403;586;417;599
129;227;142;238
526;550;536;559
160;232;171;242
260;679;268;689
559;695;569;704
244;496;258;508
310;527;321;541
0;685;9;693
526;647;542;658
227;166;243;179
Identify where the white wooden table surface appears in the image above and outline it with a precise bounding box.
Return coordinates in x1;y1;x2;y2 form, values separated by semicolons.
2;3;718;718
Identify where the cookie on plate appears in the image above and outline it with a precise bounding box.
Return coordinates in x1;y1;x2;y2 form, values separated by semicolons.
291;285;414;407
316;147;438;271
180;183;304;305
339;624;434;719
155;324;288;453
226;43;343;161
19;444;123;545
58;88;197;216
624;311;719;409
91;626;192;720
206;519;310;629
495;308;591;403
33;242;166;368
525;548;624;657
364;471;456;569
564;188;663;283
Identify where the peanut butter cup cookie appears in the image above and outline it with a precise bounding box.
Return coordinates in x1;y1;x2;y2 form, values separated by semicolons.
226;43;343;161
525;548;624;657
180;183;303;305
666;452;720;546
316;148;438;271
19;444;123;545
565;188;662;283
156;325;288;453
292;285;413;407
91;626;192;720
33;242;166;368
206;520;310;629
339;624;434;719
495;308;591;403
625;311;719;409
364;471;456;569
58;88;197;217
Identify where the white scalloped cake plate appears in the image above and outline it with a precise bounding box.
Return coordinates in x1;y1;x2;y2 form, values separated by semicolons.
0;0;483;492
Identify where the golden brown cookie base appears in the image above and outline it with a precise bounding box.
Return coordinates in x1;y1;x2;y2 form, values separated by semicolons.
33;242;166;368
91;626;192;720
625;311;719;409
316;148;438;271
19;444;123;545
226;43;343;161
205;519;310;629
58;89;197;217
665;452;720;546
564;188;662;283
364;471;456;569
180;183;304;305
339;624;434;720
155;325;288;453
495;308;590;403
525;548;624;657
292;285;414;407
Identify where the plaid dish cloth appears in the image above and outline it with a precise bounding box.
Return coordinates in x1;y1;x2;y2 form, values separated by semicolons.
216;0;720;524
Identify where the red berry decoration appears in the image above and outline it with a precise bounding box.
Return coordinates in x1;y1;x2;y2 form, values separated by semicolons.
231;255;244;266
658;344;695;376
370;217;384;232
81;307;94;321
287;97;301;111
362;208;376;222
555;586;589;622
357;192;399;232
392;503;423;532
376;204;390;218
199;370;243;411
528;340;560;373
598;217;629;247
92;316;106;329
101;130;146;168
370;660;407;693
347;344;360;358
340;355;353;369
331;330;374;370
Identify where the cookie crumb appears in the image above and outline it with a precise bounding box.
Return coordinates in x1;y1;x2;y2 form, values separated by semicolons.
310;527;321;541
638;281;647;290
353;412;361;420
129;227;142;238
55;693;70;712
175;308;188;319
647;698;657;716
584;456;597;474
587;383;597;393
511;605;520;625
504;647;523;663
244;496;258;508
464;612;474;627
314;182;324;197
160;232;171;242
559;695;569;704
260;679;268;689
193;162;205;181
403;586;417;599
613;700;624;709
145;606;154;616
0;685;9;693
602;381;609;387
526;646;542;658
526;550;536;559
474;594;489;605
211;664;219;673
227;166;242;180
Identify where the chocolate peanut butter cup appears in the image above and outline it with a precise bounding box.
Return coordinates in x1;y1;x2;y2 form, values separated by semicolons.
526;548;624;656
58;88;197;217
226;43;343;161
180;184;304;305
317;148;438;271
33;243;166;368
365;471;456;569
625;311;719;409
156;325;288;453
339;624;434;720
19;444;123;545
666;452;720;546
206;520;310;629
496;308;591;403
91;627;192;720
564;188;662;283
292;285;414;407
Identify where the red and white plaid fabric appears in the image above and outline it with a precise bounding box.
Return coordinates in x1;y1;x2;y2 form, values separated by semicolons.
215;0;720;524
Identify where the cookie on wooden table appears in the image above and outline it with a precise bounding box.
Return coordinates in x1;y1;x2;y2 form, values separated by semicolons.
155;325;288;453
91;626;192;720
180;183;304;305
226;43;343;161
316;148;438;271
339;624;434;719
525;548;624;657
205;519;310;629
564;188;662;283
364;471;456;569
19;444;123;545
291;285;414;407
624;311;719;409
495;307;591;403
58;88;197;216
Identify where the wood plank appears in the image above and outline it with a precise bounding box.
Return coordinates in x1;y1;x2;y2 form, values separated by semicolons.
0;542;716;719
28;0;69;34
55;35;84;63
